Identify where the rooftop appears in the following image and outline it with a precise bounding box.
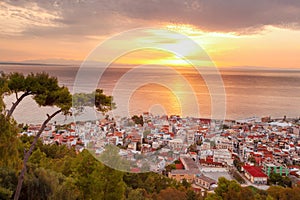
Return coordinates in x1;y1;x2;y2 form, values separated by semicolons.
243;165;268;178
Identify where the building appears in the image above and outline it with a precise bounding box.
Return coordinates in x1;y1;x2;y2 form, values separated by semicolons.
194;174;216;190
168;169;199;183
213;149;233;165
168;155;200;183
242;165;268;184
215;137;233;151
168;138;184;150
180;155;199;170
263;163;289;176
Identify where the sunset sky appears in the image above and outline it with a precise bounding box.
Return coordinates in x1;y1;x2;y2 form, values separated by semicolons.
1;0;300;68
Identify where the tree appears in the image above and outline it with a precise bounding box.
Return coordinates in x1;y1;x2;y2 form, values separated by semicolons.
267;185;300;200
182;178;190;189
222;124;230;129
143;129;151;138
94;89;115;113
205;193;222;200
132;115;144;126
214;177;231;198
268;172;292;187
267;185;283;200
0;167;17;199
186;189;198;200
233;158;242;172
5;72;63;118
0;114;21;169
20;167;65;200
0;72;8;112
13;80;72;200
248;156;256;165
214;177;243;200
72;89;115;114
127;188;147;200
4;72;116;199
155;187;187;200
97;144;130;172
165;163;176;173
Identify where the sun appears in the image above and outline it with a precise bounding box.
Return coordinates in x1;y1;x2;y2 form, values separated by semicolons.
107;25;218;67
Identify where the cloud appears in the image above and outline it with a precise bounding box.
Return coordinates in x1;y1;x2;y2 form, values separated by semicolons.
2;0;300;38
0;1;61;36
112;0;300;33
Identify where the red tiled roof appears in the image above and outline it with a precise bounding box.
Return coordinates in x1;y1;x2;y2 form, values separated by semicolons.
175;163;184;169
243;165;268;178
114;132;123;137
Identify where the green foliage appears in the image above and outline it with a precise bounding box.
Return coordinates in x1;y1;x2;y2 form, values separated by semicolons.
186;189;199;200
143;129;151;137
266;185;300;200
0;72;8;112
6;72;26;94
123;172;182;195
182;178;191;189
72;92;95;107
73;89;115;114
210;140;216;148
20;167;66;200
248;156;256;164
0;114;21;169
28;148;47;166
40;143;77;159
127;188;148;200
233;158;242;172
97;144;131;171
205;193;222;200
94;89;116;113
19;135;44;156
222;124;230;129
268;172;292;187
165;163;176;173
132;115;144;126
4;72;73;120
0;167;17;199
174;159;181;164
229;167;245;184
0;186;13;200
213;177;259;200
155;187;187;200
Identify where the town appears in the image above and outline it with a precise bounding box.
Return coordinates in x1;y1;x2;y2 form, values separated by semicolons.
21;113;300;193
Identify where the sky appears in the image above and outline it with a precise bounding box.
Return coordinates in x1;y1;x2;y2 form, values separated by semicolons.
1;0;300;68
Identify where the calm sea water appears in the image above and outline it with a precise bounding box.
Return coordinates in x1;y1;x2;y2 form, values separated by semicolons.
1;64;300;124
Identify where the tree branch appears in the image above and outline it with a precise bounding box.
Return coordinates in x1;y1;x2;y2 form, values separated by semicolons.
7;91;30;118
14;109;62;200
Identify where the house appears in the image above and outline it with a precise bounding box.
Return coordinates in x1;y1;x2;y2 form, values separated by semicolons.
194;174;216;190
168;138;184;150
242;165;268;184
215;136;233;151
213;149;233;165
180;155;199;170
168;155;200;183
168;169;199;183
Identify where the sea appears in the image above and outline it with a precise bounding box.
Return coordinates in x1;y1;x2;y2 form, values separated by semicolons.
1;64;300;124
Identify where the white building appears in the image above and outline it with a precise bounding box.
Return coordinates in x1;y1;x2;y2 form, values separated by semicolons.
213;149;233;165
